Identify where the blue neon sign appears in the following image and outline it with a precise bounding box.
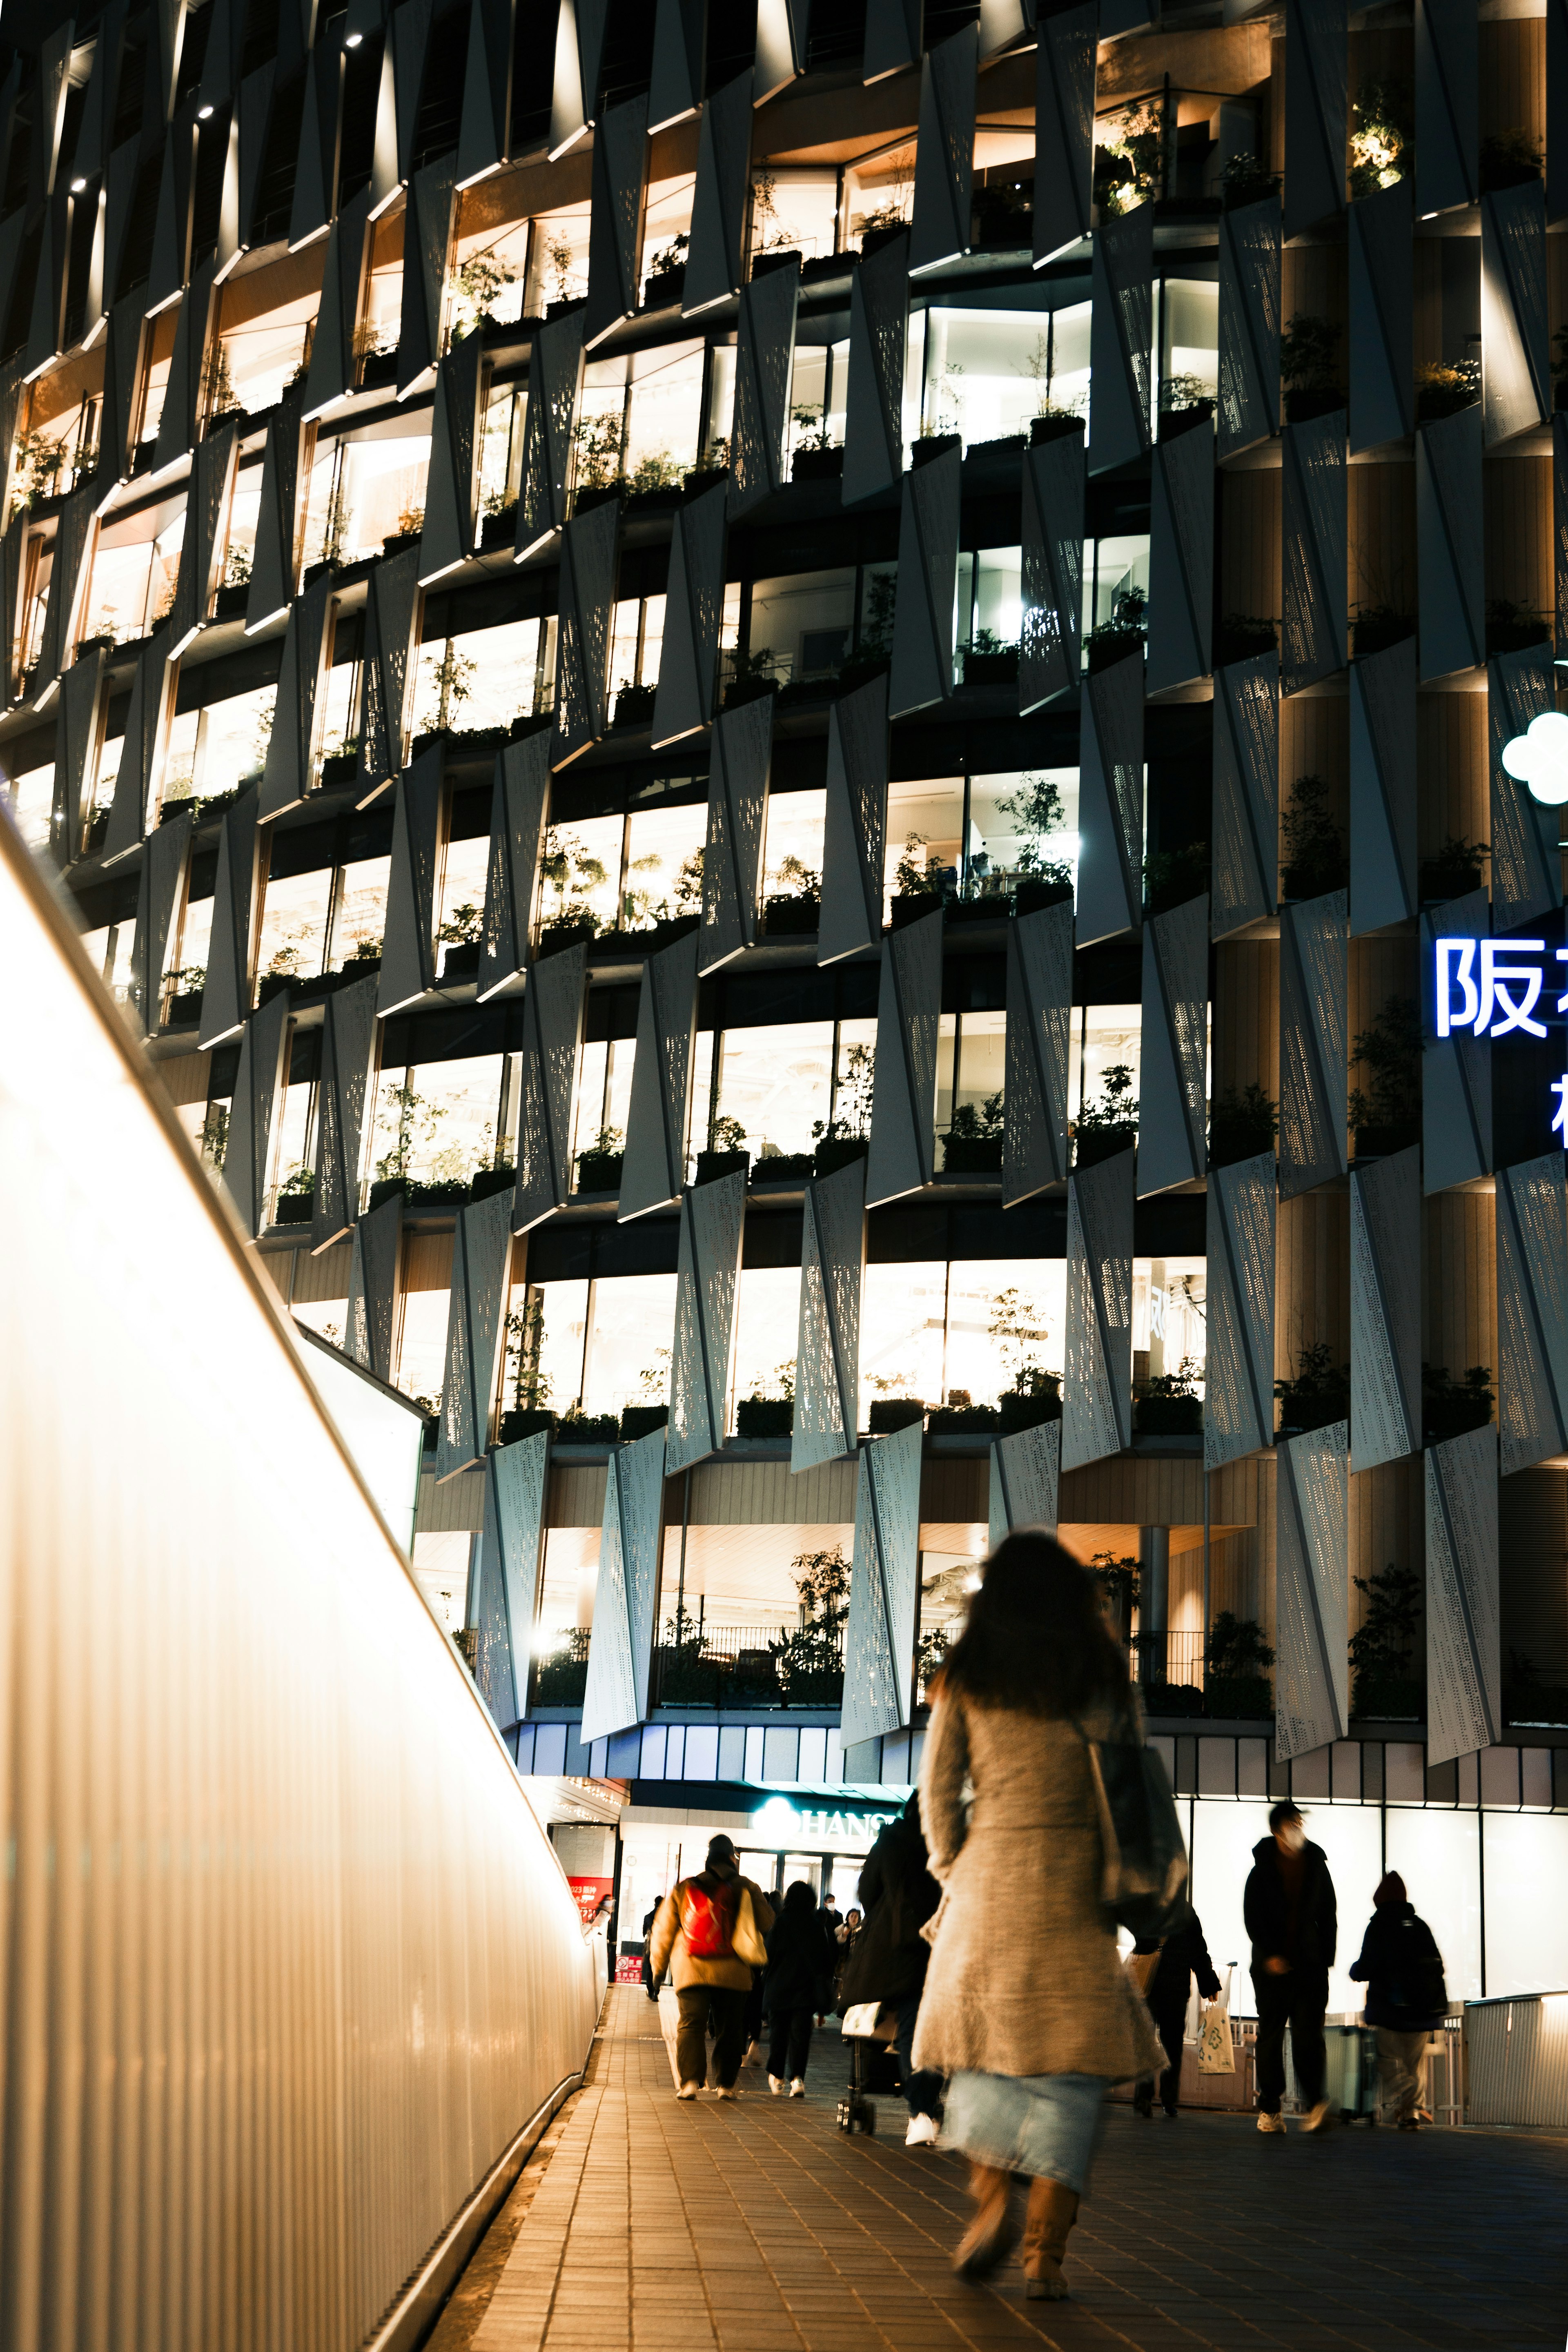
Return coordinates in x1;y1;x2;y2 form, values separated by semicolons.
1432;935;1568;1143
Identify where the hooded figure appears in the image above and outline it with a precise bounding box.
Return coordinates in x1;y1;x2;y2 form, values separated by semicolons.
1348;1872;1448;2129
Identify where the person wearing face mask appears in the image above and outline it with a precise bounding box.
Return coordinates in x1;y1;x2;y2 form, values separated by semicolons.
1243;1800;1337;2136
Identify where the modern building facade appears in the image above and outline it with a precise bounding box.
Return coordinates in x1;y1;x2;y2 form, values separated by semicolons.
4;0;1568;2002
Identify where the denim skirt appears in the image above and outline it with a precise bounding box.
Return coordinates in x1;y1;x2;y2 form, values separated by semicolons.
940;2069;1107;2192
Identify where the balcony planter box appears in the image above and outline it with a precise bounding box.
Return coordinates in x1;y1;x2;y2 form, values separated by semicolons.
403;1178;471;1206
471;1163;515;1202
642;264;685;308
276;1192;314;1224
256;971;292;1005
860;225;906;259
736;1396;793;1438
575;486;621;515
913;432;961;470
751;247;802;279
557;1412;619;1443
682;466;728;498
963;435;1026;463
213;581;249;620
368;1178;408;1211
999;1386;1062;1433
613;682;657;728
963;648;1019;686
696;1148;749;1184
1158;400;1214;442
1283;388;1345;426
813;1136;868;1178
500;1408;557;1443
379;529;421;557
623;484;684;519
1145;1684;1207;1719
546;296;585;321
319;751;356;789
337;953;382;983
833;654;890;696
481;501;518;549
440;940;481;980
800;252;849;284
532;1650;590;1704
723;674;780;710
168;989;204;1025
1030;412;1084;446
1074;1125;1137;1169
620;1403;669;1439
764;891;819;936
538;917;598;955
751;1151;814;1182
868;1399;925;1433
791;445;844;483
576;1149;624;1193
1014;878;1074;915
1204;1674;1272;1719
1352;1123;1418;1163
942;1133;1002;1174
1134;1393;1203;1437
891;889;943;931
926;1403;1000;1434
359;348;399;389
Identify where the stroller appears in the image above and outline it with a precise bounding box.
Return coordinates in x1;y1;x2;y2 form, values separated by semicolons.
837;2001;904;2135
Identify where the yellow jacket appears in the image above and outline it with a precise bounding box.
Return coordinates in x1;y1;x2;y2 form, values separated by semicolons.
649;1870;775;1992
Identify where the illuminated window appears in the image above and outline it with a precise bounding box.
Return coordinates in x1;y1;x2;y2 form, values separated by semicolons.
525;203;590;316
368;1056;507;1187
845;145;914;250
254;868;333;992
1082;532;1152;651
1070;1002;1143;1123
582;1274;679;1419
860;1261;947;1419
329;855;390;969
751;165;839;263
762;789;826;915
885;778;964;911
437;832;489;976
1132;1256;1207;1390
714;1020;834;1162
621;801;705;930
965;768;1079;900
746;568;856;689
213;247;322;415
642;173;696;301
788;339;850;459
414;617;551;735
539;811;623;942
1156;276;1219;421
922;307;1072;447
943;1261;1066;1405
730;1265;803;1418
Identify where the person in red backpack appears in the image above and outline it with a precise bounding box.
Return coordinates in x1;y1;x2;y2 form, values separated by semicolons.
649;1835;776;2098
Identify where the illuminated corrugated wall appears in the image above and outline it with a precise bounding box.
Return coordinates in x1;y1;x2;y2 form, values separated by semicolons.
1466;1996;1568;2129
0;806;601;2350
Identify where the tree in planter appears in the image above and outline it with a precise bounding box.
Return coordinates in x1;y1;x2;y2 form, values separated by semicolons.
673;848;704;916
1142;840;1210;914
1349;1563;1423;1719
575;1123;624;1191
1093;100;1163;214
539;827;609;938
1348;996;1420;1150
916;1624;951;1699
419;639;477;735
791;400;837;455
200;1101;229;1171
1090;1551;1140;1643
1422;1362;1494;1446
737;1358;795;1437
1280;771;1347;898
1135;1355;1204;1435
447;252;515;342
1274;1340;1350;1435
657;1602;715;1703
374;1078;446;1184
1208;1082;1278;1168
533;1627;591;1704
1221;153;1280;212
1204;1613;1275;1716
438;901;483;949
1420;835;1487;903
1020;332;1087;423
943;1091;1004;1172
1280;314;1345;411
1074;1063;1138;1158
813;1040;875;1154
763;851;820;931
1084;584;1147;674
572;408;626;492
987;1286;1060;1418
501;1292;551;1419
994;771;1073;897
770;1546;850;1704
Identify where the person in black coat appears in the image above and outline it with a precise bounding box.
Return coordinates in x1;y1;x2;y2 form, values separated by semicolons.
764;1881;837;2095
1243;1800;1337;2135
1348;1872;1448;2129
1131;1907;1223;2118
840;1795;944;2145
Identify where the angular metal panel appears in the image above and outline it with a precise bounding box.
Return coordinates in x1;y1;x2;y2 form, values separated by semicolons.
310;973;380;1249
866;908;943;1208
620;925;700;1221
864;0;920;83
1489;644;1561;932
54;647;107;864
481;1430;551;1726
1062;1145;1134;1472
301;188;372;422
728;261;798;517
377;744;445;1015
818;672;889;966
419;330;486;584
356;547;423;803
1421;889;1492;1195
220;989;292;1238
287;40;341;248
1349;1144;1421;1470
393;0;438;177
1415;0;1477;217
199;786;261;1048
1018;423;1083;712
100;628;173;864
585;94;648;350
236;60;278;248
791;1156;865;1474
1274;1421;1349;1761
25;180;71;381
1217;196;1281;459
1281;410;1347;695
33;485;95;699
457;0;515;188
98;296;149;496
436;1188;515;1479
511;943;587;1232
1348;637;1417;934
753;0;809;103
841;1420;924;1748
1211;653;1278;937
650;478;726;747
155;261;220;472
478;732;551;999
1033;3;1094;266
699;693;771;973
1075;651;1144;947
987;1419;1060;1553
246;386;307;632
889;441;960;719
1284;0;1346;239
1416;405;1485;680
648;0;705;131
580;1427;667;1742
909;25;976;276
1426;1425;1501;1765
1204;1152;1276;1472
1146;420;1213;695
1088;200;1152;477
546;0;604;158
552;497;619;765
1138;892;1209;1196
1557;414;1568;659
1348;180;1414;453
1481;181;1549;447
169;416;241;657
667;1169;746;1473
681;71;753;317
1278;890;1348;1200
130;806;193;1040
842;230;909;506
1553;0;1568;226
1003;897;1073;1206
396;158;456;399
517;310;584;557
345;1189;403;1385
258;571;336;822
1495;1153;1568;1477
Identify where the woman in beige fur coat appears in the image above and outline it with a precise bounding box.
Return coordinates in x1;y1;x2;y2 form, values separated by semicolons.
914;1533;1165;2301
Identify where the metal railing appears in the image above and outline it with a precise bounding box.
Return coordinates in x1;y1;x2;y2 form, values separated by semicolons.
650;1621;846;1710
0;809;602;2351
1129;1630;1207;1690
1465;1994;1568;2129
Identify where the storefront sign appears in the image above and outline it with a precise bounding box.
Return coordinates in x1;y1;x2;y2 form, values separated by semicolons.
750;1794;897;1845
1432;936;1568;1140
567;1875;615;1929
1502;713;1568;805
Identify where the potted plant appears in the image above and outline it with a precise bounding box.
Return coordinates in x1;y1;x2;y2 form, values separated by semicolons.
868;1395;925;1433
811;1040;874;1174
532;1629;590;1705
750;1149;814;1183
1073;1064;1138;1168
1274;1341;1349;1438
1214;612;1278;665
926;1389;1001;1434
1134;1359;1204;1437
1349;996;1420;1159
1351;606;1417;659
1503;1651;1568;1729
1203;1613;1275;1717
762;853;820;936
791;402;844;483
1419;835;1488;905
620;1402;669;1439
1485;597;1552;657
1142;841;1210;916
276;1164;314;1224
1422;1362;1493;1446
575;1126;624;1194
1208;1082;1278;1169
736;1394;794;1437
942;1093;1003;1174
960;626;1019;686
556;1408;620;1443
1280;313;1345;425
438;900;483;980
1349;1564;1423;1720
613;680;657;728
642;233;688;309
1348;76;1412;200
1279;771;1347;899
1085;586;1147;674
166;965;206;1024
998;1371;1062;1432
889;831;952;926
1221;154;1280;211
696;1113;749;1184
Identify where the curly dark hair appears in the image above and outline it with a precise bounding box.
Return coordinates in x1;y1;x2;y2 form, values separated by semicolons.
936;1532;1131;1718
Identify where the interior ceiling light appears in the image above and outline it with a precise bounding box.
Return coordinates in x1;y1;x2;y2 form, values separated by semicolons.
70;175;87;192
345;30;363;43
198;102;213;118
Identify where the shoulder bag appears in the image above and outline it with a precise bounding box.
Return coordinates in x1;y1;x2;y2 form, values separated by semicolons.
1072;1706;1189;1940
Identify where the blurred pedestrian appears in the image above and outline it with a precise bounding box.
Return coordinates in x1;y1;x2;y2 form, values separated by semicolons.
842;1797;944;2147
1244;1800;1336;2136
649;1835;775;2099
913;1535;1165;2301
641;1899;663;2001
764;1881;837;2095
1348;1872;1448;2129
1131;1907;1223;2118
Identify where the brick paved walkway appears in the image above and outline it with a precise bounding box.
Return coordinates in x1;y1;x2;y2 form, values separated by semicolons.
445;1986;1564;2352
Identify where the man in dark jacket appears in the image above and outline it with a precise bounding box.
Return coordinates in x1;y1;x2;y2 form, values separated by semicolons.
1131;1907;1223;2118
1243;1800;1336;2136
842;1795;944;2147
1348;1872;1448;2129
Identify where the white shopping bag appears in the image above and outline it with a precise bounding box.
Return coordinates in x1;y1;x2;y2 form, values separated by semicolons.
1198;1992;1235;2075
657;1983;682;2088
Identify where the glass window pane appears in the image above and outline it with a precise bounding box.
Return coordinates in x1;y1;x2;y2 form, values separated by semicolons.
255;869;333;990
885;777;963;908
746;568;856;690
621;802;706;931
1132;1255;1207;1386
337;432;432;564
715;1020;834;1161
372;1056;505;1186
964;769;1079;903
1159;276;1220;412
330;855;390;968
525;203;590;315
955;1009;1006;1115
1080;1002;1141;1119
762;789;826;904
198;684;275;795
449;216;529;334
943;1261;1065;1405
5;763;54;850
1083;532;1152;644
396;1287;450;1411
438;835;490;970
643;173;696;299
973;546;1022;648
540;812;624;940
1383;1809;1481;2002
583;1274;678;1419
215;249;320;415
532;1277;590;1416
860;1261;947;1419
1482;1813;1568;1996
731;1265;802;1416
751;167;839;263
845;145;914;249
626;340;704;487
922;307;1069;446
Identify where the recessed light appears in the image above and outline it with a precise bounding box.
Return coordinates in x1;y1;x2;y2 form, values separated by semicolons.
345;30;362;44
70;175;87;192
198;102;213;118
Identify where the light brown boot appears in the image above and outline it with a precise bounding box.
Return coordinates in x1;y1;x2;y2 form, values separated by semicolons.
1021;2177;1080;2301
953;2163;1019;2278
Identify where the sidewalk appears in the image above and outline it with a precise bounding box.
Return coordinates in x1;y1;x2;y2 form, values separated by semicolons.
443;1985;1564;2352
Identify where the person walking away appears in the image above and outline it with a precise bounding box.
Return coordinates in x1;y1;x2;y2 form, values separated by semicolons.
764;1881;837;2094
1244;1800;1336;2135
842;1798;944;2147
913;1535;1165;2301
1131;1907;1223;2117
649;1836;775;2099
641;1900;663;2001
1348;1872;1448;2128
